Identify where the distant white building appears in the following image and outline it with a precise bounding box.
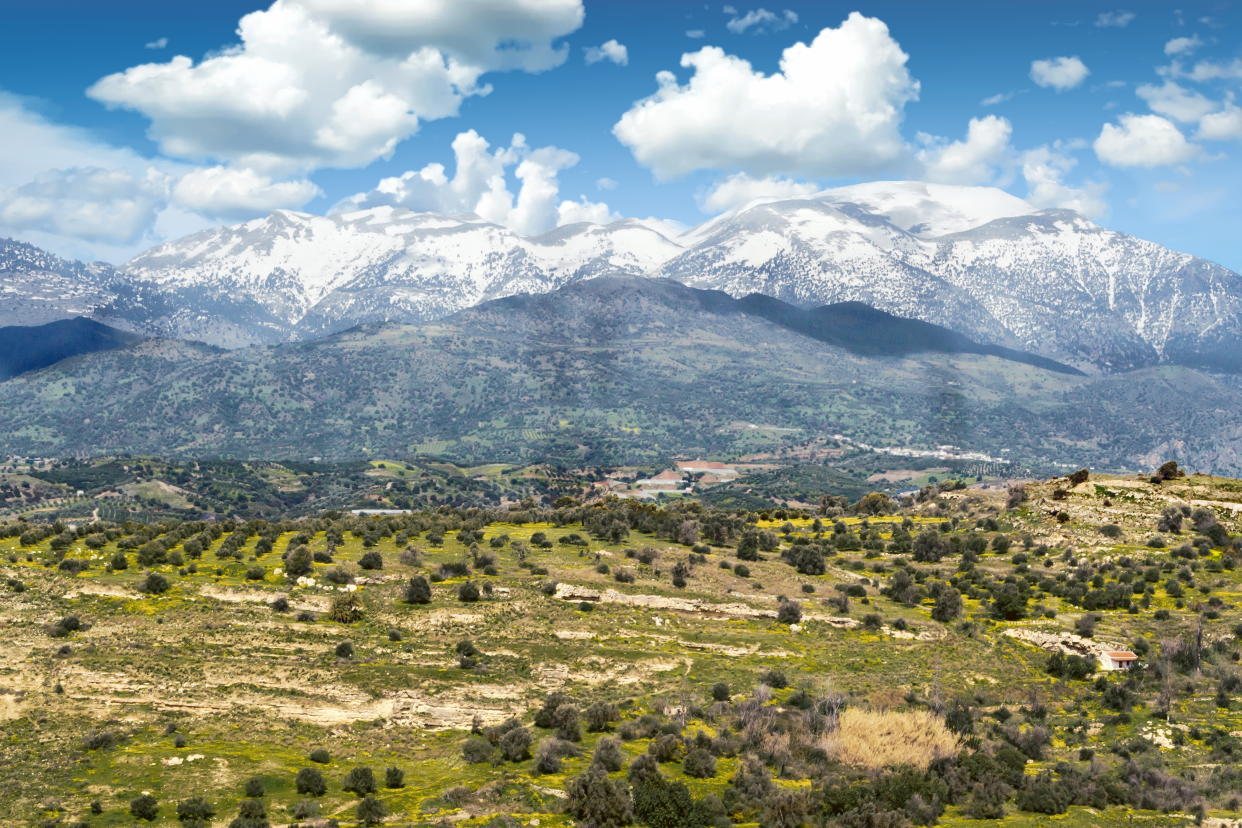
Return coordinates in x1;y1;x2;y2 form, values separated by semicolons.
676;460;738;478
1099;651;1139;671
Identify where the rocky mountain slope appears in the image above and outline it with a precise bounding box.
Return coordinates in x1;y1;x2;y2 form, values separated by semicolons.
664;183;1242;373
0;239;118;328
4;182;1240;372
105;208;681;346
0;277;1238;472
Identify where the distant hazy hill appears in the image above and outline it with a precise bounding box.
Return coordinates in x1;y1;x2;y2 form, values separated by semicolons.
0;277;1237;472
0;317;141;381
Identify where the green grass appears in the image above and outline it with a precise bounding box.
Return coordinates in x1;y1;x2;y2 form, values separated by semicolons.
1;472;1241;825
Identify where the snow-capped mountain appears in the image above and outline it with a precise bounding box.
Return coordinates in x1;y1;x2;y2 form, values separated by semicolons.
4;181;1241;373
0;238;119;328
662;182;1242;373
108;207;682;345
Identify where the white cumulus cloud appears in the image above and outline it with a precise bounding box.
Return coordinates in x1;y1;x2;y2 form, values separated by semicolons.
726;8;798;34
1164;35;1203;56
916;115;1013;185
144;37;168;50
584;39;628;66
87;0;584;175
699;172;818;213
1176;58;1242;82
172;167;321;218
0;166;170;245
0;92;213;258
1030;56;1089;91
1136;81;1216;123
1095;10;1135;27
1197;103;1242;141
285;0;583;71
1021;144;1107;218
1094;113;1199;167
557;197;620;226
333;129;613;236
613;12;919;179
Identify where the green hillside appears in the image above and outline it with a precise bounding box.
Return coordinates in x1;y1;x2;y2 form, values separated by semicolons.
0;279;1239;473
3;468;1242;826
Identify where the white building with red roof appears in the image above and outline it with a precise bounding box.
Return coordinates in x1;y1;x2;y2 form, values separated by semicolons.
1099;651;1139;671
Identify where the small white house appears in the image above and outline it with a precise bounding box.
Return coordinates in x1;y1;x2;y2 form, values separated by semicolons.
1099;651;1139;671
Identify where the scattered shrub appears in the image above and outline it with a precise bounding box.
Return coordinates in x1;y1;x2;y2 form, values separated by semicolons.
462;735;494;764
295;767;327;797
566;764;633;828
500;725;533;762
342;765;376;796
403;575;432;604
683;746;718;778
593;736;625;772
777;599;802;625
759;669;788;689
138;572;170;594
83;730;119;751
176;797;215;827
356;795;387;825
327;592;363;623
130;794;159;821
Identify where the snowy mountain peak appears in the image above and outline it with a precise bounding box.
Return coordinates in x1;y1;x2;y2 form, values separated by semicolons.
108;206;685;345
8;179;1242;372
682;181;1037;247
666;188;1242;372
818;181;1037;238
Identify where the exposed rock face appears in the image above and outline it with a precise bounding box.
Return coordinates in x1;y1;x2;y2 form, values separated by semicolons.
1003;626;1130;665
7;181;1242;373
110;209;682;346
0;238;118;327
665;187;1242;374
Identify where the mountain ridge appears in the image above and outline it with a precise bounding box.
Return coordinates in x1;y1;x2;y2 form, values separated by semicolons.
3;181;1241;373
0;276;1236;473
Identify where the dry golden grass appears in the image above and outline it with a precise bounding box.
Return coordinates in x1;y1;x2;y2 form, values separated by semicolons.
825;708;961;770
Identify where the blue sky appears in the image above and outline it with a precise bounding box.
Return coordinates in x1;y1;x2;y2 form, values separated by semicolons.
1;0;1240;270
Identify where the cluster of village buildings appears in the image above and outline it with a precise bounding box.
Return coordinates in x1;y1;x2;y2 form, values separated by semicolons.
596;459;741;499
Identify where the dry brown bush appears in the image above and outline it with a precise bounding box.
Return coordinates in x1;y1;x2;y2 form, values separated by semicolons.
824;708;960;770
